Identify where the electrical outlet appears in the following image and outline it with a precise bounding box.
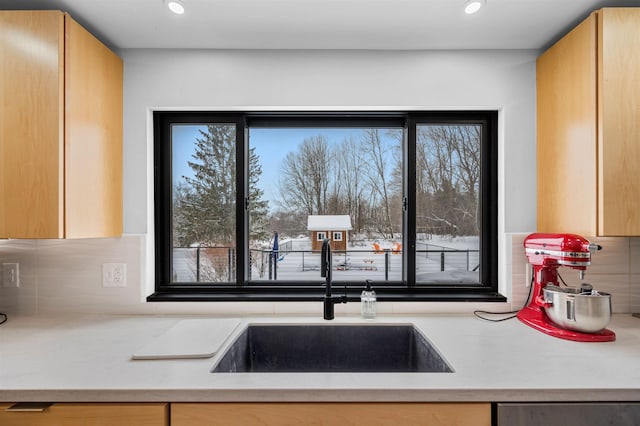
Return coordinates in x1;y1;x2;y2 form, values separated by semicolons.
102;263;126;287
2;263;20;288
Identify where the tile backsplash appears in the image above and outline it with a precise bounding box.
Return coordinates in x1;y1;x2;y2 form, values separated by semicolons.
0;237;145;315
1;234;639;316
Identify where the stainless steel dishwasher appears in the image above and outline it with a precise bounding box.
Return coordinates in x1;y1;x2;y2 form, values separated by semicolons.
496;403;640;426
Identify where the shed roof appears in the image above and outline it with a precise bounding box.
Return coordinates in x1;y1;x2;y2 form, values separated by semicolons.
307;215;353;231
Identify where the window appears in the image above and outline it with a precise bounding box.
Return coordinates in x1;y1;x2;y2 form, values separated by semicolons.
151;112;501;302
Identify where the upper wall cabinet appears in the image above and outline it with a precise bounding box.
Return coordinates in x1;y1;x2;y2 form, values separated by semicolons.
0;11;123;239
537;8;640;236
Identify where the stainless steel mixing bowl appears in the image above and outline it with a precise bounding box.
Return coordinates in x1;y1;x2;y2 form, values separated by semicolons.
542;285;612;333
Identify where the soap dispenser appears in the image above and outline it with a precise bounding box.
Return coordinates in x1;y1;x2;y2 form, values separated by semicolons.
361;280;377;319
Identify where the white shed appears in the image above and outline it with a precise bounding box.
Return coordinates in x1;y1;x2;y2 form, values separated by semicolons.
307;215;353;251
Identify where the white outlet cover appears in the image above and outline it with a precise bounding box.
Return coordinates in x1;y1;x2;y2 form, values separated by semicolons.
102;263;127;288
2;263;20;288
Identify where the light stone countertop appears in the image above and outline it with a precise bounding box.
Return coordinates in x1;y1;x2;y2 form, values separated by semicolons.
1;313;640;403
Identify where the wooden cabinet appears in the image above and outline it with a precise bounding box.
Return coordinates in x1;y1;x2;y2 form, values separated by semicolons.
0;11;123;239
171;402;491;426
0;403;168;426
536;8;640;236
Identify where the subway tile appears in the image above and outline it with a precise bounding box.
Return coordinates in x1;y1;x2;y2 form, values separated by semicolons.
584;237;629;275
630;275;640;314
631;238;640;275
591;275;630;314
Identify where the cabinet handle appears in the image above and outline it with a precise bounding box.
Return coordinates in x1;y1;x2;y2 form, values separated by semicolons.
5;402;53;412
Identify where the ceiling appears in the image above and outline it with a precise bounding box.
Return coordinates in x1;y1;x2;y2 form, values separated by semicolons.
1;0;638;50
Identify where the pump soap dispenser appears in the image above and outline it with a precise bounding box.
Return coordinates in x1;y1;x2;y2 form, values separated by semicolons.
361;279;377;319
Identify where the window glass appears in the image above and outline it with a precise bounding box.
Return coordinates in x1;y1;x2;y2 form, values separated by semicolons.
415;124;481;285
171;123;236;283
249;127;402;282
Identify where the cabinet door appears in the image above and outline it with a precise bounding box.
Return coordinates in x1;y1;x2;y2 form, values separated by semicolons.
536;13;598;236
0;11;65;238
598;8;640;236
64;14;123;238
171;402;491;426
0;11;122;239
0;403;168;426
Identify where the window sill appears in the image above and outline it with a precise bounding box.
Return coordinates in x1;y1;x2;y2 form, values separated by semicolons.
147;288;507;303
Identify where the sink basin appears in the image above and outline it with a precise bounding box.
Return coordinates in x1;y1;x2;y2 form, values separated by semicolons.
211;324;453;373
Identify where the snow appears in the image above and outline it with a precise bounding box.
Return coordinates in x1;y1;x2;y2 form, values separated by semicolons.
307;215;353;231
171;235;480;285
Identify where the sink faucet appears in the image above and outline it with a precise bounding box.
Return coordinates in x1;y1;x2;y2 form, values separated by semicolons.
321;239;346;320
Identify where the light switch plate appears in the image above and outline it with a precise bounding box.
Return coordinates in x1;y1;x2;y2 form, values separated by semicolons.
102;263;126;287
2;263;20;288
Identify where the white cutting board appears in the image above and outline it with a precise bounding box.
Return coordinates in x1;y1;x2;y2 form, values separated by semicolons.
132;318;241;360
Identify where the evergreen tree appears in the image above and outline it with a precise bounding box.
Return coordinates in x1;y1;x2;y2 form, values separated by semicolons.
173;124;268;247
248;146;270;242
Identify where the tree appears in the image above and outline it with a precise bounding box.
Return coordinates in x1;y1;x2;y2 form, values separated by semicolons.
176;124;236;246
248;146;270;242
173;124;268;246
416;125;481;237
278;135;332;215
362;129;396;238
274;130;403;239
334;136;367;233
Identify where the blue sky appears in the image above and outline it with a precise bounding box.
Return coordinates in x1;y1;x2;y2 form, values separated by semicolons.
250;128;367;204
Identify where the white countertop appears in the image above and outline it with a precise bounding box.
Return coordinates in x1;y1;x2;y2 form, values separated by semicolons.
1;313;640;402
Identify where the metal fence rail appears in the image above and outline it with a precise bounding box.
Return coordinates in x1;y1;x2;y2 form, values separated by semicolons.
172;245;479;283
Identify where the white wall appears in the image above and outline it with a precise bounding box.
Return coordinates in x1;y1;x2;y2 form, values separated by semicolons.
122;49;538;234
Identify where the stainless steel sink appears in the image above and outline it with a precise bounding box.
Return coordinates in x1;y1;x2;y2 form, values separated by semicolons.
211;323;453;373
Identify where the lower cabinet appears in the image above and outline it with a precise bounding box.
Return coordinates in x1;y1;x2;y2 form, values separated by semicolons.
4;401;639;425
171;402;491;426
0;403;168;426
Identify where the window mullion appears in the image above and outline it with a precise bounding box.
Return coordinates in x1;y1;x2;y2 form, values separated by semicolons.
404;117;417;287
236;118;248;287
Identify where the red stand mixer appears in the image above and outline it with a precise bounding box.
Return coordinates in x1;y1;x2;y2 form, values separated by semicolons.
518;233;616;342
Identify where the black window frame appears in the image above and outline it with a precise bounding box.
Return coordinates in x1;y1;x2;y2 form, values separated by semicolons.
149;111;503;303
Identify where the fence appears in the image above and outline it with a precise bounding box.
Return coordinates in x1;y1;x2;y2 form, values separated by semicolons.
416;241;481;272
172;244;479;283
172;246;235;282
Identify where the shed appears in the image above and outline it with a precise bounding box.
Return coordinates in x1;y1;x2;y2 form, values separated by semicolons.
307;215;352;252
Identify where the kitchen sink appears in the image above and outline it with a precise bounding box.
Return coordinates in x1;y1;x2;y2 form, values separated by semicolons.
211;323;453;373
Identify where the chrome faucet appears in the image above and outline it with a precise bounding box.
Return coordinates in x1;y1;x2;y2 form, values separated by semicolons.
321;239;346;320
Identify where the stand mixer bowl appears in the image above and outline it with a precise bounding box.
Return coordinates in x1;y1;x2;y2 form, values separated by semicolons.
542;285;612;333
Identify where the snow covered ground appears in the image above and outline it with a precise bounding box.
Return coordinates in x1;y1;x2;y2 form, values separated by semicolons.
173;236;479;284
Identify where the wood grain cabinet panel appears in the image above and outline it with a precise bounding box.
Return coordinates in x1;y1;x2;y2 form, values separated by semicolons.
537;8;640;236
171;402;491;426
0;403;168;426
0;10;122;239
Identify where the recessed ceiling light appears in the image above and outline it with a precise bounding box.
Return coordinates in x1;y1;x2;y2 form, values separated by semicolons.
464;0;485;15
164;0;185;15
